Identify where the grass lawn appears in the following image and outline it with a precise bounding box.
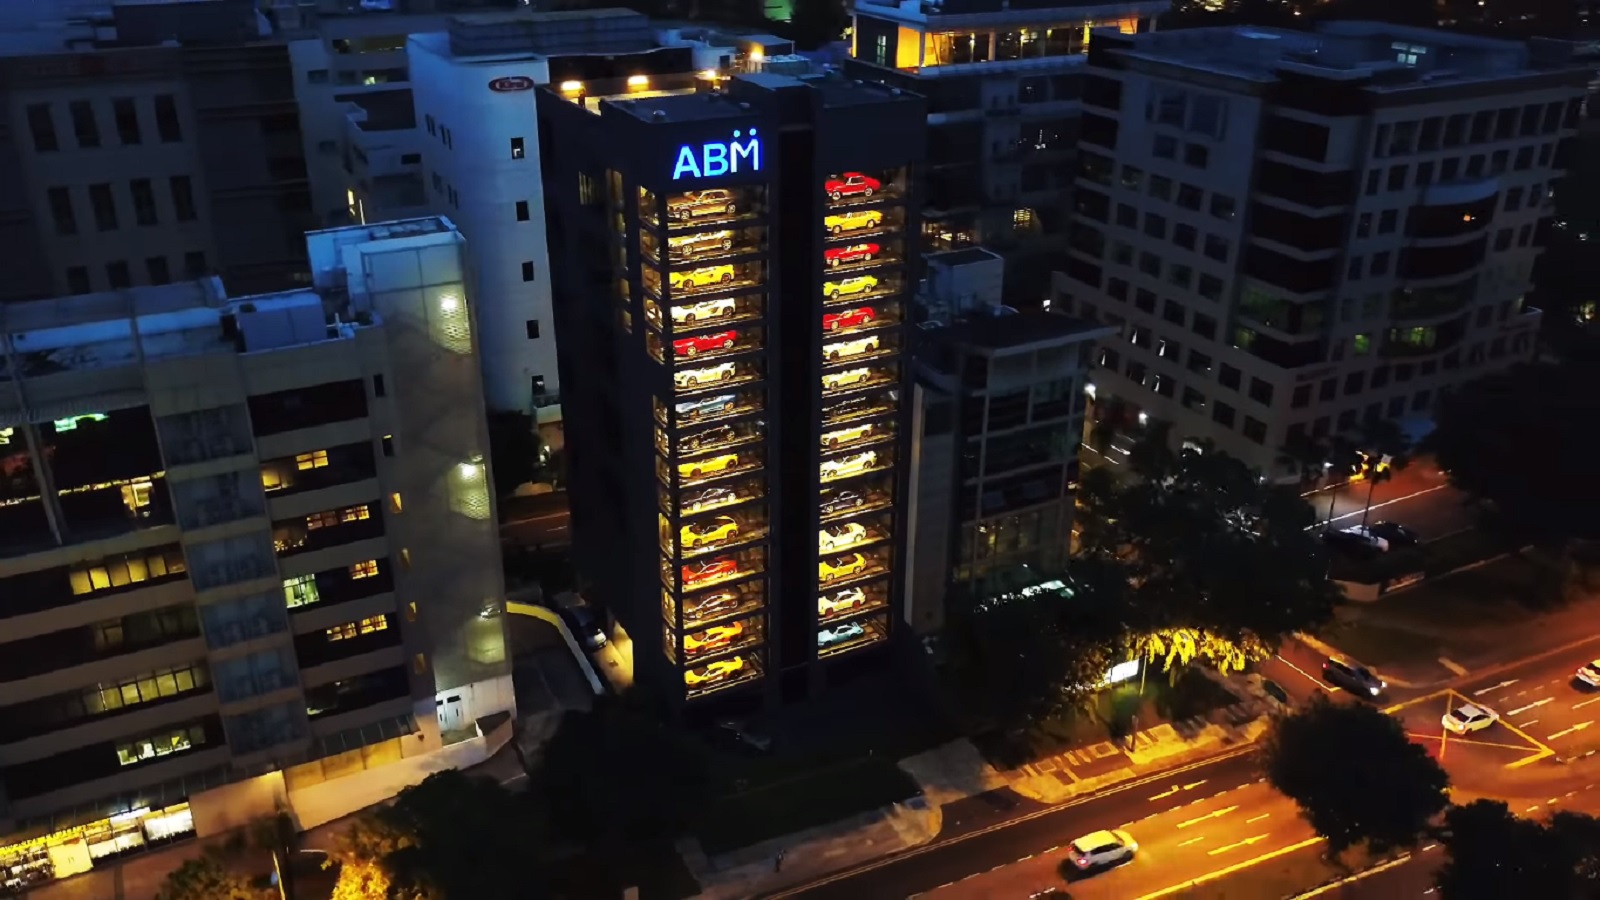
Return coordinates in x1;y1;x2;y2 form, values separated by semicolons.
694;756;922;855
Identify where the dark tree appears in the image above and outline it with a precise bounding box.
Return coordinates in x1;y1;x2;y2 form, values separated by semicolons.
1264;697;1450;854
782;0;848;50
1313;0;1437;26
486;410;542;499
329;769;534;900
536;699;708;845
941;560;1132;741
1076;425;1341;645
1435;801;1600;899
1426;361;1600;543
155;856;258;900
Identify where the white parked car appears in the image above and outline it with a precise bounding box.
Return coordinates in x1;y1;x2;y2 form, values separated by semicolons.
671;296;738;325
821;367;872;392
824;335;881;362
821;450;877;481
1442;703;1499;734
819;522;867;552
818;587;867;617
1066;830;1138;872
675;361;737;389
676;394;736;420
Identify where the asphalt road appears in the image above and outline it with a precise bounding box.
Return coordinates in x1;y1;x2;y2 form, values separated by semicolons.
501;492;572;547
786;634;1600;900
1305;464;1472;541
777;751;1264;900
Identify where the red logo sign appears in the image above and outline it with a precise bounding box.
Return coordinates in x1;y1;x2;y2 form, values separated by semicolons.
488;76;535;93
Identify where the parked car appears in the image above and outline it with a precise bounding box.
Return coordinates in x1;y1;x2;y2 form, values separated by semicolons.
668;229;735;257
684;657;745;686
821;367;872;392
824;209;882;234
681;515;739;549
1367;520;1420;547
672;296;738;325
825;172;881;201
818;622;866;648
821;450;877;481
824;335;881;361
822;422;874;449
685;591;741;624
823;306;876;331
668;189;737;221
670;264;736;292
823;275;879;300
673;329;738;357
819;552;868;583
683;558;738;587
820;488;868;516
819;522;867;552
1322;657;1386;697
824;243;880;268
818;587;867;617
684;621;745;655
1322;526;1389;557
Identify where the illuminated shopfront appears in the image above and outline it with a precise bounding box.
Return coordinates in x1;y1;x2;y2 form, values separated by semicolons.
0;803;194;891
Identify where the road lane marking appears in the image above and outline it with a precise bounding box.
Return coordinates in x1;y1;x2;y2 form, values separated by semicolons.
1474;679;1518;696
1507;749;1554;769
1575;696;1600;709
1149;786;1180;801
1135;836;1327;899
1183;780;1207;790
768;747;1260;896
1207;835;1268;856
1275;654;1337;693
1439;658;1468;676
1506;698;1553;716
1548;721;1593;741
1178;836;1206;847
1176;805;1238;828
1291;854;1414;898
1520;720;1539;728
1246;813;1270;824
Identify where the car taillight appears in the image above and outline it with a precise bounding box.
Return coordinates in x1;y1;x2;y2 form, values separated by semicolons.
1073;856;1089;867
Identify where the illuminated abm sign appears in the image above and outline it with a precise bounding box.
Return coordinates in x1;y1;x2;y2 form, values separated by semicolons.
673;129;760;180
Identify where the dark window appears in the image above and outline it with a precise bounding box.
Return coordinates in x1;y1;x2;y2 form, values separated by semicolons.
89;183;118;231
184;251;207;278
526;319;541;339
516;200;530;221
1344;372;1364;395
1261;114;1329;162
69;101;99;148
0;604;200;682
1192;314;1217;340
106;261;131;289
66;266;91;294
47;187;76;235
112;98;141;145
1242;417;1266;444
372;374;386;398
26;103;58;152
381;435;395;457
511;137;525;159
248;380;369;436
1212;401;1236;428
170;176;197;221
145;256;170;285
154;95;182;142
1183;143;1209;168
1248;378;1274;405
1218;364;1241;390
130;178;158;226
521;261;535;282
1291;384;1310;408
304;665;410;720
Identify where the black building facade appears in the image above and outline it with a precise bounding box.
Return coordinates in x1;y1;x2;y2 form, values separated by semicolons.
538;73;927;714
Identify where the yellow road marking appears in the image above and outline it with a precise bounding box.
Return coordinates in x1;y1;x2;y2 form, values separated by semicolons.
1383;688;1455;714
1149;786;1179;801
1178;836;1206;847
1291;854;1414;898
1507;749;1554;770
1207;834;1268;855
1133;837;1326;899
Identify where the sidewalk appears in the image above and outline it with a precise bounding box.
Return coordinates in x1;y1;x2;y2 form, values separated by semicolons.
684;677;1273;899
26;727;540;900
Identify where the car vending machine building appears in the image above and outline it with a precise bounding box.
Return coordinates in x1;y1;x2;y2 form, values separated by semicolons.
537;71;926;713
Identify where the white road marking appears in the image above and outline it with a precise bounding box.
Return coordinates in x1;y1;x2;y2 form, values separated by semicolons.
1246;814;1271;824
1439;658;1468;676
1178;836;1206;847
1207;834;1268;856
1506;698;1553;716
1474;680;1518;696
1548;722;1593;741
1574;696;1600;709
1177;806;1238;829
1519;720;1539;728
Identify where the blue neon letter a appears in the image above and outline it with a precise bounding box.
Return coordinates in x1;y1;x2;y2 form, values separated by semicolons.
672;145;701;180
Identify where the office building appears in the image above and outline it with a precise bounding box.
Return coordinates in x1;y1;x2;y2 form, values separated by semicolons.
0;0;317;303
844;0;1168;255
904;249;1110;633
538;71;925;712
0;217;513;890
408;10;779;417
1052;22;1589;475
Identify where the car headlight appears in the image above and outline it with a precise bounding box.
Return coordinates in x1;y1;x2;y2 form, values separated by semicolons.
1369;686;1380;695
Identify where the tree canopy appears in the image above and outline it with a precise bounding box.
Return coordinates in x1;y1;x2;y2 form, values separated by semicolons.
485;410;542;499
156;856;260;900
1076;425;1341;646
1434;800;1600;899
941;559;1132;740
328;770;532;900
1427;361;1600;543
1263;697;1450;854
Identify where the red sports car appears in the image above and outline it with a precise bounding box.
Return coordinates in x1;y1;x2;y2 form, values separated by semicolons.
674;330;738;357
825;172;881;201
683;558;737;586
824;244;880;268
823;307;875;331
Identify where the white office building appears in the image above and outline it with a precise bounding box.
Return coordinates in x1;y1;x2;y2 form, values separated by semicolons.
1053;22;1590;475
